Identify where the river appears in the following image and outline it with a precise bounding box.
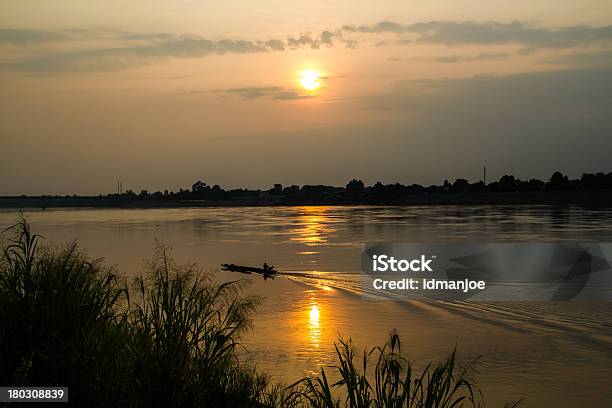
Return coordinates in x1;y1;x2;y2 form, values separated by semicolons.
2;205;612;407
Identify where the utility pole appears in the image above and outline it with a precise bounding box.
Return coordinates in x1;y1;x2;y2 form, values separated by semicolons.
483;166;486;186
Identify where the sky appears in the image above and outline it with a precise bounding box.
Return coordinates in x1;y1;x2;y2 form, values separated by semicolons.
1;1;612;195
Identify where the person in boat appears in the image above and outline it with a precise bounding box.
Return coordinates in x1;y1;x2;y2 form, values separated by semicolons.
262;262;275;280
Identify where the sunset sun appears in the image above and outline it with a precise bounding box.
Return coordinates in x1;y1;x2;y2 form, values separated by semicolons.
299;69;321;90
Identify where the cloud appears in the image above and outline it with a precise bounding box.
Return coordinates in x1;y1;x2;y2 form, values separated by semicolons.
344;20;612;48
222;86;311;101
413;21;612;48
0;27;143;44
320;30;334;46
264;39;285;51
0;36;270;73
0;28;76;44
284;31;339;49
0;29;338;73
354;21;405;33
390;52;510;63
286;34;317;49
2;21;612;74
435;52;508;63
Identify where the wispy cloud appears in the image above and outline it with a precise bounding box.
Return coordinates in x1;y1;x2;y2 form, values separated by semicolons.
0;29;344;73
2;21;612;74
390;52;510;64
344;20;612;48
220;86;311;101
0;36;270;73
0;28;73;44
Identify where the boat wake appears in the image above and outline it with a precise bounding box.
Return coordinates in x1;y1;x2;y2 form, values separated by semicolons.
282;270;612;351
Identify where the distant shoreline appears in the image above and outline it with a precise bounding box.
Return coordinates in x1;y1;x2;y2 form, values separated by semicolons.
2;190;612;209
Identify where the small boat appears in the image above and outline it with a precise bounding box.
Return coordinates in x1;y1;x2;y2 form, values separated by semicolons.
221;263;277;279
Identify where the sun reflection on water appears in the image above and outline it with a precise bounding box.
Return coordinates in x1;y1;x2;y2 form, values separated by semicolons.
290;206;335;246
309;303;320;347
309;304;320;326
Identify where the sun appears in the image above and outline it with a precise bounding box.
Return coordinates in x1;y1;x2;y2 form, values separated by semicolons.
299;69;321;91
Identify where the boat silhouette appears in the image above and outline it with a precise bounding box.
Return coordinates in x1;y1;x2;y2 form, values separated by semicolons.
221;263;277;279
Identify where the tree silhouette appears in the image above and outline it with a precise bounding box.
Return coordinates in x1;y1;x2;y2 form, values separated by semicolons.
346;179;365;194
549;171;569;190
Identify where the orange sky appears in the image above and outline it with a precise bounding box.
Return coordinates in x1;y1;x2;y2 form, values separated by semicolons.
1;1;612;194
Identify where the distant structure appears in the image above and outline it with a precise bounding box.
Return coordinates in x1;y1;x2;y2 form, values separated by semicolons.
483;166;486;185
116;180;123;194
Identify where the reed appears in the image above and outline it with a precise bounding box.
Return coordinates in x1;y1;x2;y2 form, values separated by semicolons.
283;331;490;408
0;218;128;406
125;242;265;407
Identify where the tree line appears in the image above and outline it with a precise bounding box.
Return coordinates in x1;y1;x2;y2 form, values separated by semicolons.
112;170;612;201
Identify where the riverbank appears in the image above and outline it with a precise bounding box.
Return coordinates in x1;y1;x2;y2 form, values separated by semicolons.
2;189;612;208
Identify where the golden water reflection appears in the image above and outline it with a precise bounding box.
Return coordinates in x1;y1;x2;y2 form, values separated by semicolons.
309;303;320;348
298;287;335;355
290;207;335;246
295;286;343;376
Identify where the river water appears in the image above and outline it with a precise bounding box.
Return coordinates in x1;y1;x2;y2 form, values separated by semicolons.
2;205;612;407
